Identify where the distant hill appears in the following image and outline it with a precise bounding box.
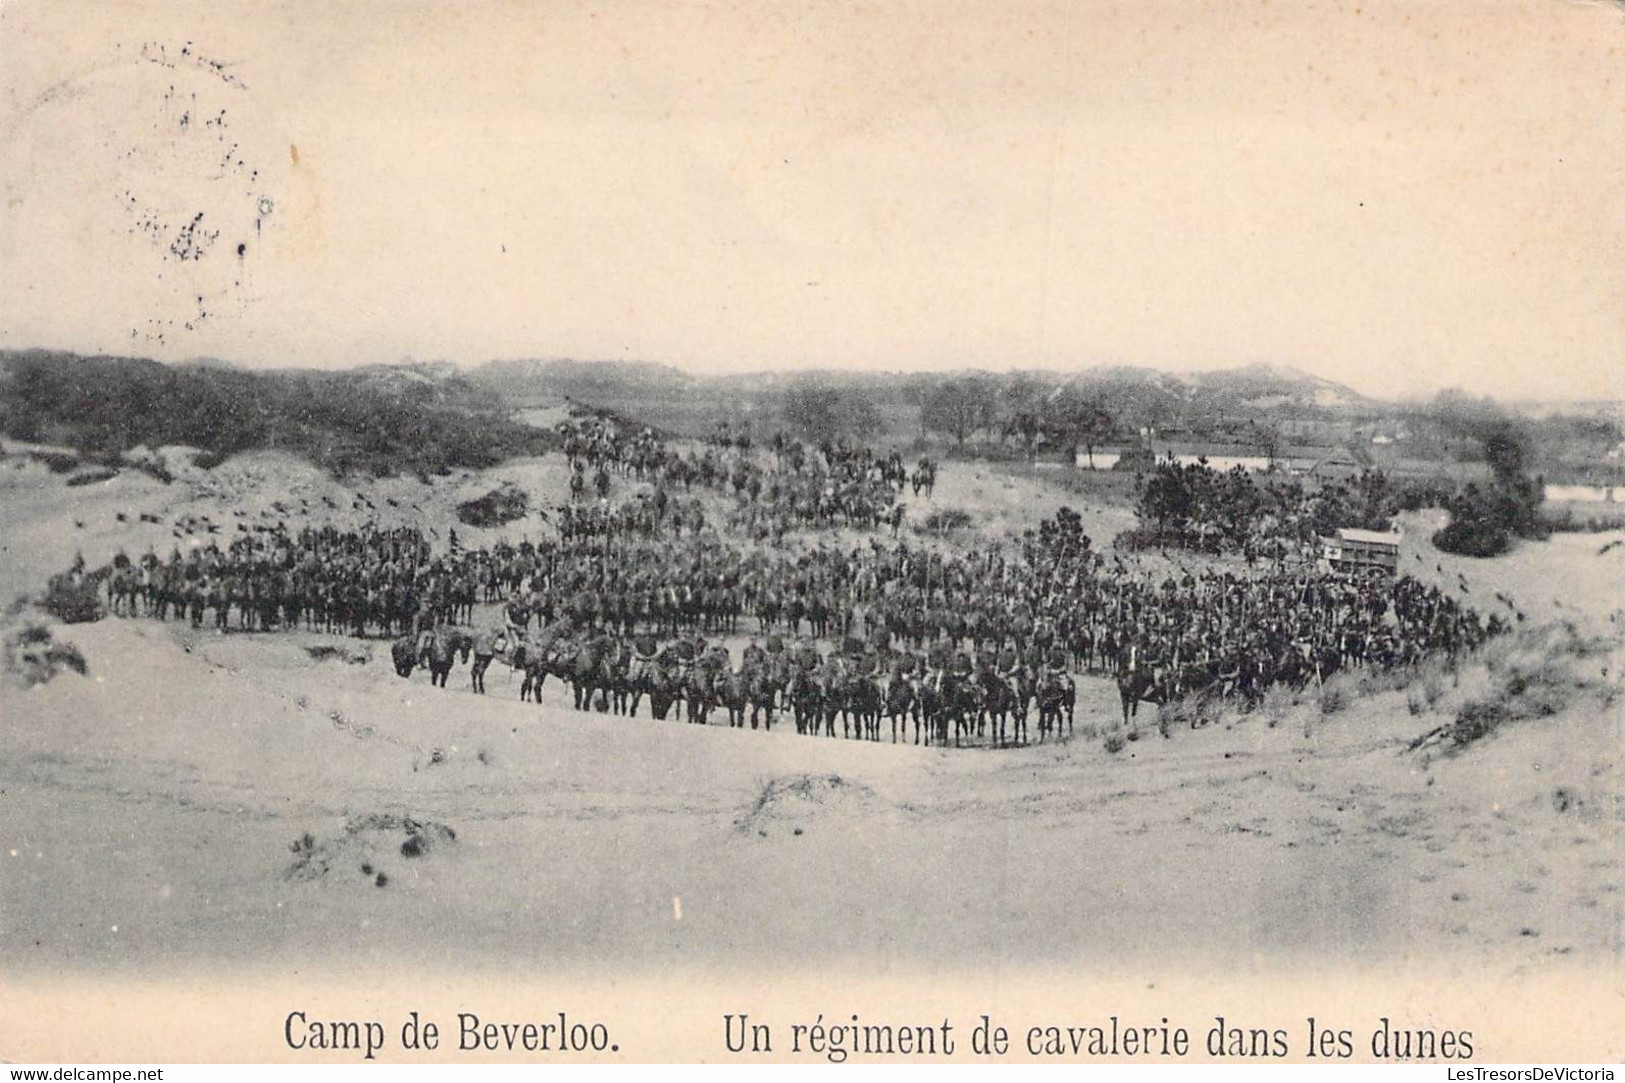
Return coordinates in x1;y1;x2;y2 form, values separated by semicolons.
0;347;1389;471
469;358;696;400
447;355;1373;419
1191;362;1369;408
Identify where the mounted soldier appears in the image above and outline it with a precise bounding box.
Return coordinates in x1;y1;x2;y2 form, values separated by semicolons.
993;643;1022;703
503;594;531;640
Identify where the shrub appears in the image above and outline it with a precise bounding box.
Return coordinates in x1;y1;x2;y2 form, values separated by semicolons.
1432;515;1511;558
132;458;174;484
455;483;529;528
1405;673;1447;717
1103;732;1126;755
1391;476;1457;513
1318;681;1349;716
192;450;229;470
32;451;79;474
45;641;88;677
1158;696;1214;734
7;624;88;687
42;574;103;623
1112;526;1168;552
1441;631;1596;750
65;465;118;487
1502;661;1577;718
921;507;974;535
1259;684;1302;728
1432;423;1550;557
1450;698;1510;747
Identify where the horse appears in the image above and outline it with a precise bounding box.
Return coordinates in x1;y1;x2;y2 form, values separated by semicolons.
684;665;722;725
624;651;661;717
645;661;683;720
390;634;418;678
1115;664;1167;732
882;676;916;743
562;638;609;711
597;638;632;714
788;668;825;736
1035;669;1075;740
507;636;560;704
468;628;509;694
106;564;141;617
422;628;472;688
719;667;751;728
844;674;882;741
979;669;1022;747
937;672;978;746
746;661;783;730
912;676;941;745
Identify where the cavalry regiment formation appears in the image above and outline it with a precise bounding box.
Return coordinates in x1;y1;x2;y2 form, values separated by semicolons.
53;415;1501;749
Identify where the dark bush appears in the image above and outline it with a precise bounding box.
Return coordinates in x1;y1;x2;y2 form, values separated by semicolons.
45;642;88;677
65;465;118;487
42;574;103;623
7;624;89;686
1450;698;1511;746
455;483;529;528
32;451;79;474
1391;476;1456;513
191;450;229;470
0;350;556;478
1432;517;1509;557
1112;526;1166;552
1128;456;1397;556
921;507;974;535
1432;419;1548;557
132;459;174;484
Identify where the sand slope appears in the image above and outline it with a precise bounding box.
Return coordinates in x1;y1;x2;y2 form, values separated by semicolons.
3;600;1617;983
2;453;1619;988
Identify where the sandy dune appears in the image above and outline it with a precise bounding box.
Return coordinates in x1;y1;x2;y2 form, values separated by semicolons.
3;452;1618;991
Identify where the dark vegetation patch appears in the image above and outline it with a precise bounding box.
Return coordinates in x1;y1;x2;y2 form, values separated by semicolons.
1428;414;1550;557
284;815;456;883
1410;625;1615;753
1127;459;1397;556
920;506;974;535
454;482;529;528
41;573;104;624
735;773;877;833
31;450;80;474
65;465;118;486
1;350;555;478
305;644;370;665
5;623;88;687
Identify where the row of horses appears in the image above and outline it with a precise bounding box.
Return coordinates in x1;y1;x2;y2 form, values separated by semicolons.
392;630;1079;747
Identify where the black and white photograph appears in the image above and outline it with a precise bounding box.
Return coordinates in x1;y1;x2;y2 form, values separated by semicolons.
1;0;1620;1066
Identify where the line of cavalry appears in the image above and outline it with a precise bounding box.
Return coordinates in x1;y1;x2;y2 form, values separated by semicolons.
64;418;1502;749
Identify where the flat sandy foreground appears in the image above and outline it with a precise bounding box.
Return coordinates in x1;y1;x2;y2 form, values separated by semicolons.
1;449;1620;1060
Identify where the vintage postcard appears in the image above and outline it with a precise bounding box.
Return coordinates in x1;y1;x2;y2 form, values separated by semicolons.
1;0;1620;1067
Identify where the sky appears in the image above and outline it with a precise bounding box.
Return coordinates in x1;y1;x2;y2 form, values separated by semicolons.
1;0;1621;401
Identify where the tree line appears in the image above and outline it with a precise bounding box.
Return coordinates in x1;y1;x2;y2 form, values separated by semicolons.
0;350;555;478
